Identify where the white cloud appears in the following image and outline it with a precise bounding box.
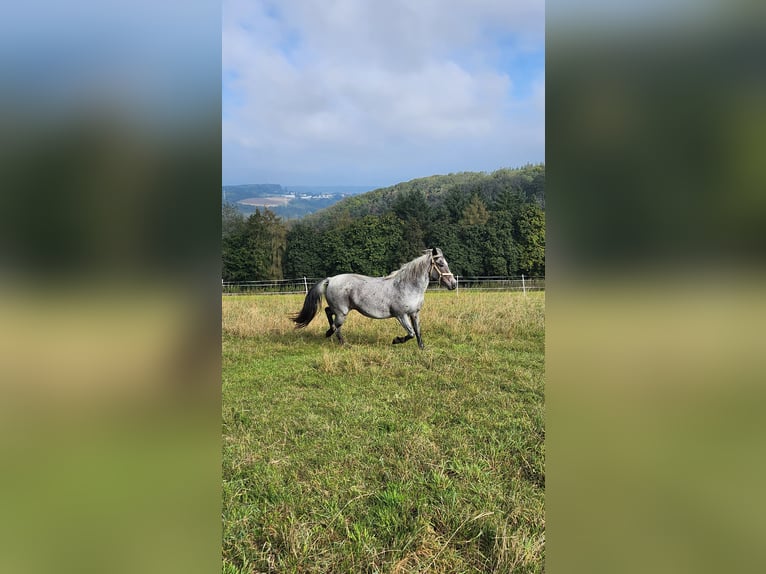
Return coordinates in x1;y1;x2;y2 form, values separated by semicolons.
222;0;544;184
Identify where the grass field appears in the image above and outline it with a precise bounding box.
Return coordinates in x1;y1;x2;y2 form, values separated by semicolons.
222;290;545;573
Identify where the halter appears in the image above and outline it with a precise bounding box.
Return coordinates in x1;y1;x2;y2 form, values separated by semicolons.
430;255;454;283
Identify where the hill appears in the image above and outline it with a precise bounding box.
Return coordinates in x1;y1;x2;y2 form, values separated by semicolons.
282;165;544;279
301;164;544;229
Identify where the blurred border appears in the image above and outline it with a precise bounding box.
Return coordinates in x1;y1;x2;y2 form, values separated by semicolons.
0;2;221;573
547;2;766;572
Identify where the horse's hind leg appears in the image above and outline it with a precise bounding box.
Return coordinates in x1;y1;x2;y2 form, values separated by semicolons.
324;307;335;338
332;311;347;345
392;315;416;345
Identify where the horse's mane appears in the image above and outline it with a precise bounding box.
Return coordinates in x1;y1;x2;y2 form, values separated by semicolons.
385;252;431;283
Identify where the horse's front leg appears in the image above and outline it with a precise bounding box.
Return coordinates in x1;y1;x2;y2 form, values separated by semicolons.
393;315;415;346
410;312;424;349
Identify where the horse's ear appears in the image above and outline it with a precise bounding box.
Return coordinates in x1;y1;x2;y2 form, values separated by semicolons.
431;247;438;256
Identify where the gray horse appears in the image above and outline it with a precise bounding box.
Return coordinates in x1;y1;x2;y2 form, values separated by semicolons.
291;247;457;348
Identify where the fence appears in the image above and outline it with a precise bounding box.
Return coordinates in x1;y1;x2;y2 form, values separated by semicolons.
222;275;544;295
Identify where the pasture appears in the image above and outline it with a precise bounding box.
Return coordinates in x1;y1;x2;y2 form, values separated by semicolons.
222;290;545;573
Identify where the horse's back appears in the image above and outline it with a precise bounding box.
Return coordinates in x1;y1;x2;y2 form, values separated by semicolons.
327;273;385;299
327;273;380;294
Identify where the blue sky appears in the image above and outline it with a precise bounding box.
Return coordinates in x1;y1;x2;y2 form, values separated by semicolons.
223;0;544;187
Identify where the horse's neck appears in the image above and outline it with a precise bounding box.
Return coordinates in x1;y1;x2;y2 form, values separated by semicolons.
402;255;430;292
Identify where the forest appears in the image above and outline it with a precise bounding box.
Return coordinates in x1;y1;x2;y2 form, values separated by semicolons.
222;164;544;281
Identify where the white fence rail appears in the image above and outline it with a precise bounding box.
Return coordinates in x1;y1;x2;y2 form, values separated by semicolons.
222;276;544;295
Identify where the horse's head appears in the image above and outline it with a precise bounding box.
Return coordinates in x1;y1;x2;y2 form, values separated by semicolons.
428;247;457;290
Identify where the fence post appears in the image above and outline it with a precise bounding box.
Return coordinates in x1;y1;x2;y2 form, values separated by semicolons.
456;275;459;295
303;276;308;294
522;274;526;296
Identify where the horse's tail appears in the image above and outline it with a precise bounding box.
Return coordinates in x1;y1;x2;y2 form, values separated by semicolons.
291;279;328;328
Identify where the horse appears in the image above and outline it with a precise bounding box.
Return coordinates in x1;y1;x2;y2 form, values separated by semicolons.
291;247;457;348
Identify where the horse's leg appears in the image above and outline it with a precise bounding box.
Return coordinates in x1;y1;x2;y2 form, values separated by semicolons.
333;311;347;345
409;312;424;349
392;314;416;345
324;307;335;338
324;291;347;345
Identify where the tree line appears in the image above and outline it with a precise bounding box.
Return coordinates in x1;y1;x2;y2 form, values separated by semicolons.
222;165;544;281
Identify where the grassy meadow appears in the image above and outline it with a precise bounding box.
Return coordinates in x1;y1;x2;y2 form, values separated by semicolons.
222;290;545;573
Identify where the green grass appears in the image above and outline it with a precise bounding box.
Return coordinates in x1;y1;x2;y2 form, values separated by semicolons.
222;291;545;573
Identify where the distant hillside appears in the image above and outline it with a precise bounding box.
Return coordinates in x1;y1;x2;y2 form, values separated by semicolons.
222;183;284;204
285;185;376;196
222;184;376;219
302;164;544;229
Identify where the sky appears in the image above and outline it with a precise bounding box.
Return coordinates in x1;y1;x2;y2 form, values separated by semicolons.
222;0;544;187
